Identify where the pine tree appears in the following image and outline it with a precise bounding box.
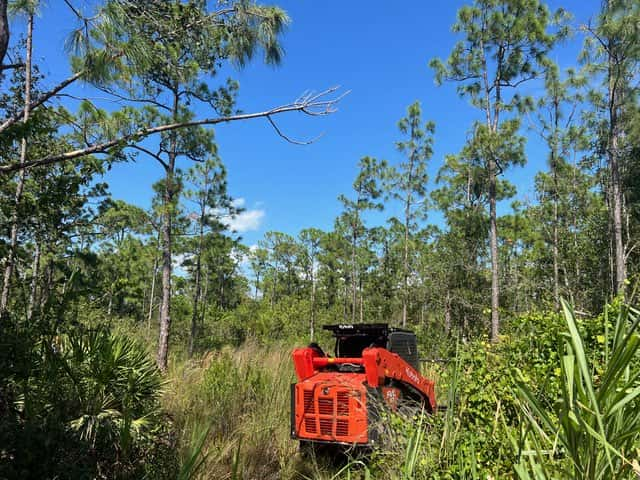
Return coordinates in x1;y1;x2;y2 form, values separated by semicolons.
338;157;386;322
430;0;565;341
183;154;234;357
530;65;587;307
100;0;289;371
582;0;640;296
384;102;434;326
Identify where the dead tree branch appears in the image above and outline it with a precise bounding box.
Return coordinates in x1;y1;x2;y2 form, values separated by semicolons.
0;71;84;134
0;86;347;174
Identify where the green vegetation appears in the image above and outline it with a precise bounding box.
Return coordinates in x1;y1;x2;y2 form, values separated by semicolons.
1;0;640;478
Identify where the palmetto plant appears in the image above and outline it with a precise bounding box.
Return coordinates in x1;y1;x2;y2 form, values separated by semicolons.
59;327;163;458
515;299;640;479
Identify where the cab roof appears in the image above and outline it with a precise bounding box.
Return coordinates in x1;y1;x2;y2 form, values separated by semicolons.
322;323;414;336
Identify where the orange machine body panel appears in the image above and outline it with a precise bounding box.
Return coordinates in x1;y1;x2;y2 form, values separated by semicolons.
293;372;369;444
291;341;437;446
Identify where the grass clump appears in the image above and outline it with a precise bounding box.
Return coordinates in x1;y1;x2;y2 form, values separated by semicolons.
164;341;300;480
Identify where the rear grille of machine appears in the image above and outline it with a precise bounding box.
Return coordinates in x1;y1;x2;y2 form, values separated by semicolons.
302;388;351;438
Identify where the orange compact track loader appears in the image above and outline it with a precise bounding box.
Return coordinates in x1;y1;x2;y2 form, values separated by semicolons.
290;324;436;447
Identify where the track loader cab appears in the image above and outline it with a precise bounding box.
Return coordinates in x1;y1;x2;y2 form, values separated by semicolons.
329;324;420;370
290;324;436;447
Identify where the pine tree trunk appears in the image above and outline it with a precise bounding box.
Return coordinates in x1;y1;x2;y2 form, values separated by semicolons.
157;211;172;371
402;204;410;327
444;292;451;334
39;259;54;315
188;260;201;357
351;229;357;323
157;91;179;373
551;97;560;309
610;125;625;294
219;274;225;307
0;0;8;68
26;241;40;321
107;290;113;316
553;188;560;308
343;283;348;321
608;0;626;298
188;215;205;358
571;157;580;303
270;263;277;308
1;14;33;316
200;272;208;329
310;269;316;342
147;249;158;333
402;143;416;328
480;39;500;343
489;164;500;343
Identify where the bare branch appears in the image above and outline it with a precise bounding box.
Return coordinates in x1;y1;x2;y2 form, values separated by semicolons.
62;0;83;20
94;85;172;112
0;86;346;174
128;144;169;170
582;23;611;56
497;73;538;89
0;62;23;71
266;115;323;145
0;71;84;134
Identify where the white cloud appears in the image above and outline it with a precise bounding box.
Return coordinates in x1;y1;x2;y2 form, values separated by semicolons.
172;252;193;277
203;198;265;233
232;197;246;209
223;209;265;233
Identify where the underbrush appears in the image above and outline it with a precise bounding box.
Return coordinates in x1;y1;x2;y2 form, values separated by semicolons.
0;323;175;479
164;341;301;479
4;297;637;479
163;341;444;480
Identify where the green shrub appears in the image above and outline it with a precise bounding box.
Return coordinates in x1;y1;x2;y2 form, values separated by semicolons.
0;324;172;479
515;300;640;479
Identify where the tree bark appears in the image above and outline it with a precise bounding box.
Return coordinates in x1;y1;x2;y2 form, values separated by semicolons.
147;241;159;333
343;282;348;321
402;163;415;327
254;270;260;300
489;165;500;343
270;259;278;308
107;289;113;316
444;292;451;334
552;173;560;308
0;0;8;69
39;258;54;315
200;270;208;329
551;94;560;309
188;206;205;358
26;241;40;321
310;264;316;342
156;91;179;373
479;35;501;343
607;0;627;299
1;14;33;316
610;135;625;294
351;229;357;323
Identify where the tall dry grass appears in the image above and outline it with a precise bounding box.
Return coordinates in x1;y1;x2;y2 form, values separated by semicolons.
163;341;304;479
161;341;453;479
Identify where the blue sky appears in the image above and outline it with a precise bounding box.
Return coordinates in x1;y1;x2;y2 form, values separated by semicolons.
13;0;600;246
